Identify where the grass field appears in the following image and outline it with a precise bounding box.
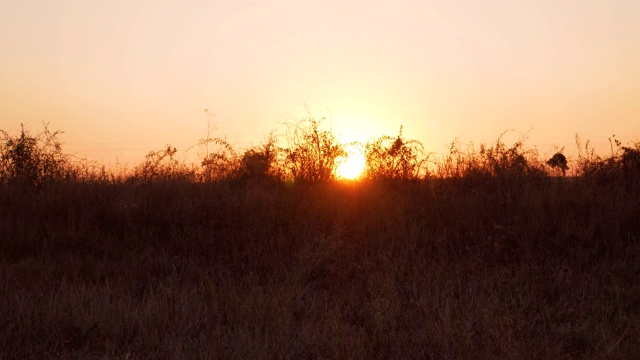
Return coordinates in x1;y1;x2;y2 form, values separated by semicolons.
1;123;639;358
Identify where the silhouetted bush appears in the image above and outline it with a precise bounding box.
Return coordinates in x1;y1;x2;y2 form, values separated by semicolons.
575;135;640;191
0;122;71;187
234;134;284;182
620;143;640;176
283;117;346;183
364;126;427;181
133;144;196;182
197;137;238;182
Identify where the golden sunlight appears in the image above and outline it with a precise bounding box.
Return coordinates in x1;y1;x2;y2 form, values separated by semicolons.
336;153;366;180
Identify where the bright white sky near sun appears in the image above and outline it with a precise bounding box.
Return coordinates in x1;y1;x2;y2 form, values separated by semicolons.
1;0;639;166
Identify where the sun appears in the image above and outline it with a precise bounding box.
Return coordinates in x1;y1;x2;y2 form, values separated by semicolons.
336;153;366;180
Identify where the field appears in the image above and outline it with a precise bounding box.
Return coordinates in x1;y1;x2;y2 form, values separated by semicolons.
1;123;639;359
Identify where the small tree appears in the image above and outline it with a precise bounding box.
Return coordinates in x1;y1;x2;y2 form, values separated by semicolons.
546;152;568;176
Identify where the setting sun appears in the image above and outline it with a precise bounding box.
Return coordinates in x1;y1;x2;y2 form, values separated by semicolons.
336;153;366;180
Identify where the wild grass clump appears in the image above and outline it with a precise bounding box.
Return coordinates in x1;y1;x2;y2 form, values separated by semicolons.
434;132;552;200
575;134;640;186
437;131;545;180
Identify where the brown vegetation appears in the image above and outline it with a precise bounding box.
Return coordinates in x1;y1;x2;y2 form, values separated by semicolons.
1;122;639;359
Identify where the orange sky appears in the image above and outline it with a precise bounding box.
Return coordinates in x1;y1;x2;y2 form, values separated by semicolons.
1;0;639;166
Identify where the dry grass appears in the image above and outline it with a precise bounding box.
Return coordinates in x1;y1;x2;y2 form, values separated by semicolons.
1;122;639;358
1;175;638;359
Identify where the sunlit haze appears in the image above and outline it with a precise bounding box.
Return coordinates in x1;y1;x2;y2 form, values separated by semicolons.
336;153;366;180
1;0;639;167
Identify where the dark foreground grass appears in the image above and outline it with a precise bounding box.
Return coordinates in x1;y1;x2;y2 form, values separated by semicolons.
1;177;639;359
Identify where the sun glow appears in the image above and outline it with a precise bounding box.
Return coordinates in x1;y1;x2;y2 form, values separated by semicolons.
336;153;366;180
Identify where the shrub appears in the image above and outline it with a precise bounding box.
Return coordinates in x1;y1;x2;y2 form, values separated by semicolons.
620;143;640;176
575;134;640;189
283;117;346;183
364;126;427;180
235;134;283;182
133;144;195;182
198;138;238;182
0;122;71;187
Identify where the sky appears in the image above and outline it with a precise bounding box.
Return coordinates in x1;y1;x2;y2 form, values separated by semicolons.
1;0;639;167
